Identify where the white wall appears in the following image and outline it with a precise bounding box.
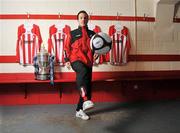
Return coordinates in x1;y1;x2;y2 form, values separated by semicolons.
0;0;180;73
154;3;180;53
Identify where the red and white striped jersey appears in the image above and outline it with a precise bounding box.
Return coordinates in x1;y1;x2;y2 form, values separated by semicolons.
88;23;101;33
88;24;108;65
48;24;71;65
16;24;42;65
108;24;131;65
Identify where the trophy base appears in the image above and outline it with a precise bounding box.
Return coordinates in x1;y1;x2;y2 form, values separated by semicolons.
36;74;50;80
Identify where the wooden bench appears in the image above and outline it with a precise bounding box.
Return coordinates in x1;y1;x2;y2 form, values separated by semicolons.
1;71;180;84
0;71;180;99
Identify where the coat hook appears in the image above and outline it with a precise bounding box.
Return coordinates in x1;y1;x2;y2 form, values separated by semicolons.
117;12;119;20
143;13;147;20
89;12;92;20
58;12;61;19
26;12;30;19
89;12;91;20
117;12;122;20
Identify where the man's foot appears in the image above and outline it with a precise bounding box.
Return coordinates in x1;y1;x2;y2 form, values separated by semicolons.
83;100;94;111
76;109;90;120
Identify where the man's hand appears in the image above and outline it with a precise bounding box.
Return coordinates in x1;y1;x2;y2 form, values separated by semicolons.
65;61;71;70
93;53;99;61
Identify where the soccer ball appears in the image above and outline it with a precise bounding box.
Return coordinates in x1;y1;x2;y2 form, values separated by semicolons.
90;32;112;55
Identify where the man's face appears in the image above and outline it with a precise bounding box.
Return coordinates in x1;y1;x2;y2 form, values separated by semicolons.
78;13;88;27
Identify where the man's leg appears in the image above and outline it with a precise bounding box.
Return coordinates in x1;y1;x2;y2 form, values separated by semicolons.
71;61;94;111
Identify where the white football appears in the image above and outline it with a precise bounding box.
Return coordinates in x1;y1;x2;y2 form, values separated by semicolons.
90;32;112;55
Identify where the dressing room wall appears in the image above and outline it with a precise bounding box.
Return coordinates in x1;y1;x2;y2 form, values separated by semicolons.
0;0;180;73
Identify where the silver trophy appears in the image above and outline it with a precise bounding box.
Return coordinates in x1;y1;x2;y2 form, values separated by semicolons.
36;45;50;80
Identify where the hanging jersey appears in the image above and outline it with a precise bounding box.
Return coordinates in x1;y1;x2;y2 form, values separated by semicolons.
88;24;108;65
16;24;42;65
108;25;131;65
88;24;101;33
48;24;71;66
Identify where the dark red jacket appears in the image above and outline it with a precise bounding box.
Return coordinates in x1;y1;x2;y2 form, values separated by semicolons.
64;26;95;67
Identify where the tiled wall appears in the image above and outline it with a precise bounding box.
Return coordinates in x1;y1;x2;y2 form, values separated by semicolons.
0;0;180;73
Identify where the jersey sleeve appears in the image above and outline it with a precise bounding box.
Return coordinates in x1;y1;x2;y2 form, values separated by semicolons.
16;26;22;62
63;32;71;62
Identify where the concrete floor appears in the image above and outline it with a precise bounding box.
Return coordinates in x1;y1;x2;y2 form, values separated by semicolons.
0;100;180;133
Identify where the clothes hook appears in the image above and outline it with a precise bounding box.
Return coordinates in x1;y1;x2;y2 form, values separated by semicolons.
117;12;119;20
58;12;61;19
143;13;147;20
26;12;30;19
117;12;122;20
89;12;92;20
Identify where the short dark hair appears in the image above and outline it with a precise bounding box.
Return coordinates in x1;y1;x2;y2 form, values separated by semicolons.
77;10;89;20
